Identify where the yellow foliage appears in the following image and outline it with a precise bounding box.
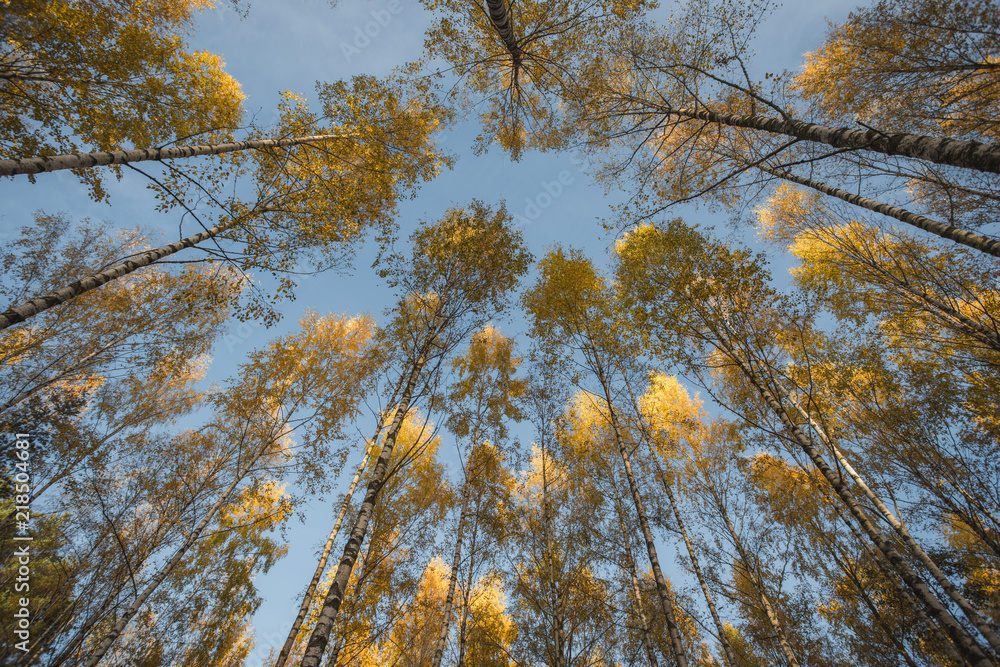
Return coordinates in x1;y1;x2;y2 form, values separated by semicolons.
942;515;1000;608
380;557;451;666
447;324;527;443
421;0;652;157
638;373;703;458
216;480;293;537
464;573;517;667
794;0;1000;142
1;0;245;198
755;184;820;246
745;453;837;527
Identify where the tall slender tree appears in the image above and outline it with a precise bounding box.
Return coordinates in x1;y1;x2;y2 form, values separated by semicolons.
433;325;526;667
77;313;379;666
0;76;449;329
523;247;691;667
616;218;999;666
299;201;531;666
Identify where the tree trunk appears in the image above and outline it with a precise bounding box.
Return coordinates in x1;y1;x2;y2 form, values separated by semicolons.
540;438;567;667
593;358;690;667
0;217;240;331
717;501;802;667
273;435;381;667
636;101;1000;174
456;596;472;667
432;485;470;667
758;164;1000;258
0;134;342;177
616;442;688;667
649;454;737;667
325;638;344;667
711;331;996;667
629;558;661;667
456;508;481;667
611;484;660;667
828;495;969;667
784;390;1000;656
300;343;431;667
485;0;522;65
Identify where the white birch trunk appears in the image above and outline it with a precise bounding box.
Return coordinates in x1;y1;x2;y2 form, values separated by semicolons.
0;218;240;331
0;134;342;177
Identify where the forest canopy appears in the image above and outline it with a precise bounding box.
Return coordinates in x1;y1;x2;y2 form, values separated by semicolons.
1;0;999;666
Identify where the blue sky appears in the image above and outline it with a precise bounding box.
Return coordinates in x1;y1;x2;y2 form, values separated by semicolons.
0;0;864;662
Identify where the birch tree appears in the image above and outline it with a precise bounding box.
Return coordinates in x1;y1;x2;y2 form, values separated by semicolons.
0;75;449;329
523;247;692;667
0;0;245;199
418;0;653;158
615;218;1000;666
278;410;448;667
637;374;740;667
433;325;526;667
69;312;379;666
300;201;531;666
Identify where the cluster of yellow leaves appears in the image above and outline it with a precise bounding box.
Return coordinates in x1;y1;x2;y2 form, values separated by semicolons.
420;0;655;158
0;0;244;199
744;453;839;528
401;201;533;316
447;325;527;443
638;373;703;458
225;312;378;468
942;515;1000;615
518;443;571;504
794;0;1000;142
463;572;518;667
758;183;1000;382
215;480;293;540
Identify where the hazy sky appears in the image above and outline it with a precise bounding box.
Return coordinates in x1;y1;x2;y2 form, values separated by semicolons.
0;0;864;662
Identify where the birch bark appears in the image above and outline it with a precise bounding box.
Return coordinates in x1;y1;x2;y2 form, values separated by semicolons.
627;101;1000;174
759;165;1000;258
710;331;996;667
784;390;1000;655
273;435;380;667
431;486;470;667
300;342;432;667
648;453;737;667
0;134;342;177
592;357;690;667
0;218;240;331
